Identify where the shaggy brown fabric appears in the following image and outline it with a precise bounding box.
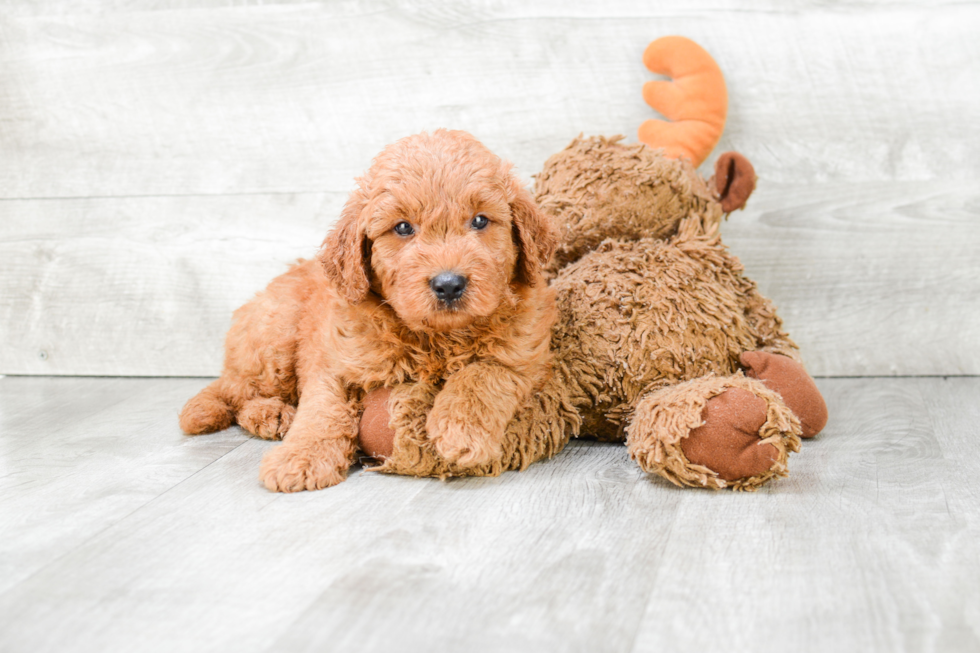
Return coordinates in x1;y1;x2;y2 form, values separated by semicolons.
534;135;722;273
741;351;828;438
372;367;580;478
547;201;801;437
628;375;801;491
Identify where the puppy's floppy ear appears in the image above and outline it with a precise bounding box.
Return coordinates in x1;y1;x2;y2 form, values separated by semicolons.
319;188;372;303
510;185;558;286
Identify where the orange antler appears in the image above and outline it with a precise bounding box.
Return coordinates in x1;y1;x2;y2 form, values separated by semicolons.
638;36;727;167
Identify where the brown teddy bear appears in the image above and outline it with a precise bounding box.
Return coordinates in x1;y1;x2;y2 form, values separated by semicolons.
359;36;827;490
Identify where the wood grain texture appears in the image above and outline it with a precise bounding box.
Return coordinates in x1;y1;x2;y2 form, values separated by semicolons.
1;1;978;377
5;0;970;17
2;180;977;376
631;375;980;652
0;377;245;595
0;376;977;652
0;193;340;375
0;2;976;199
728;181;980;377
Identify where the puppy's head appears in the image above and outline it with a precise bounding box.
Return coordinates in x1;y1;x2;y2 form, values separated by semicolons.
320;130;556;332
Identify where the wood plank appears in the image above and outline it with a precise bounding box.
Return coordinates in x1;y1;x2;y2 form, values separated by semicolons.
0;386;683;652
2;180;977;377
0;3;975;200
629;376;980;652
0;376;977;652
4;0;970;18
2;1;979;377
727;180;980;377
0;192;340;376
0;376;245;595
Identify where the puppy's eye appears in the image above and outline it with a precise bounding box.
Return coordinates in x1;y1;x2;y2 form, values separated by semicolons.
470;214;489;230
393;221;415;236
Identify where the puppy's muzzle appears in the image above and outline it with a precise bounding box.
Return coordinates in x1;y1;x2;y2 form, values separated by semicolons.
430;272;467;305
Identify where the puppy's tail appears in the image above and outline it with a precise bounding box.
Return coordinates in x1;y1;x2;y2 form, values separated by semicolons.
179;380;235;435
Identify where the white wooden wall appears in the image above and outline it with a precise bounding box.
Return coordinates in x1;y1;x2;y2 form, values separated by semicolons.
2;0;978;377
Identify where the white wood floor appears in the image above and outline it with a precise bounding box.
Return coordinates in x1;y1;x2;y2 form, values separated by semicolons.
1;375;978;652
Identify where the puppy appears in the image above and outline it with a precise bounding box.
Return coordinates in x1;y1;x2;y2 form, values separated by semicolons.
179;130;558;492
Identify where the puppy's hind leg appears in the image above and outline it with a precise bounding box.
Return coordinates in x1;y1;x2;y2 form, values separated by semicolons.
237;397;296;440
179;380;235;435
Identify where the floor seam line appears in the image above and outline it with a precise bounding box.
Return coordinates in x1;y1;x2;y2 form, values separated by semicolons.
0;439;249;599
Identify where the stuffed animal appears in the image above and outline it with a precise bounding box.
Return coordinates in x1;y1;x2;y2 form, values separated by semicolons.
358;36;827;490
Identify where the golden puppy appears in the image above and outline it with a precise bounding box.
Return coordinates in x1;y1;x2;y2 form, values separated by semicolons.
179;130;558;492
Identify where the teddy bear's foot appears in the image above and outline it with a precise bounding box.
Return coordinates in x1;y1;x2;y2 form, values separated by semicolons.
740;351;828;437
627;375;802;491
680;388;777;481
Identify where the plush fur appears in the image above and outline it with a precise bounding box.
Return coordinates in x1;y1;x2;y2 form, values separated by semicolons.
377;136;826;490
179;129;558;492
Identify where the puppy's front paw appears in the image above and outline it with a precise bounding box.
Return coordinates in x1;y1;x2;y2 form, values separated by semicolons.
258;441;350;492
426;411;502;469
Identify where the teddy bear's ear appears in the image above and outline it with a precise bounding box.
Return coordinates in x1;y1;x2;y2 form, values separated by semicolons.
713;152;757;213
319;187;372;303
510;185;558;286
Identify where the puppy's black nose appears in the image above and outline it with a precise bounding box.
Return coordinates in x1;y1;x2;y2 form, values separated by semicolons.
430;272;467;303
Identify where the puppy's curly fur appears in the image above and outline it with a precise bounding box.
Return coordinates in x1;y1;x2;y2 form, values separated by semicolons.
179;130;559;492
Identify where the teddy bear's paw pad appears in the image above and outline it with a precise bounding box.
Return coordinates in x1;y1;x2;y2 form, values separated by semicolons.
258;441;348;493
741;351;828;438
237;397;296;440
680;388;777;482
